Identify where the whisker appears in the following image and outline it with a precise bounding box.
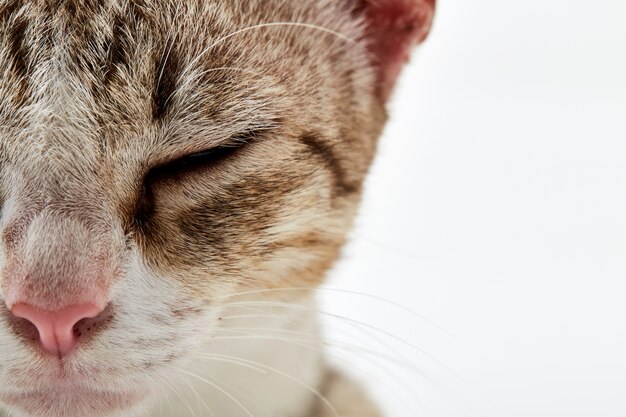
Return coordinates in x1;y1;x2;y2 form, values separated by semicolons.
214;300;482;415
212;326;434;373
148;374;166;417
177;367;256;417
199;330;424;416
178;21;356;82
217;300;472;389
193;353;339;417
218;311;317;326
213;286;459;340
208;329;479;417
181;375;216;417
197;371;274;416
161;375;198;417
188;351;269;375
218;311;435;370
150;373;176;417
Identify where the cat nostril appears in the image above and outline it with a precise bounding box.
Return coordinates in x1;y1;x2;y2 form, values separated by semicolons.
9;303;107;358
73;303;114;339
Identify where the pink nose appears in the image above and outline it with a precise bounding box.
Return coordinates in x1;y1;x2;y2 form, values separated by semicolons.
10;303;103;358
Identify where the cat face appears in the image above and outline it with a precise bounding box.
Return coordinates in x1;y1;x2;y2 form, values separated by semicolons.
0;1;433;416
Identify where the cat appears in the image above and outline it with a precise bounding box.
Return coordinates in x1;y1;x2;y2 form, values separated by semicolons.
0;1;434;416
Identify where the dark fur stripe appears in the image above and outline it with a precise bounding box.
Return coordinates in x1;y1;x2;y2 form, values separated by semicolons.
8;16;28;78
299;133;359;196
152;43;180;121
102;14;128;85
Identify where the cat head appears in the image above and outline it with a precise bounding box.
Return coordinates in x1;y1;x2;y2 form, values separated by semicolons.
0;1;434;416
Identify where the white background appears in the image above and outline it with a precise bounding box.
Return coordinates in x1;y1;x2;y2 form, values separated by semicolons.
323;1;626;416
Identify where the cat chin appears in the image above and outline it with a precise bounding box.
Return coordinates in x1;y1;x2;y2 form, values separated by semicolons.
0;387;150;417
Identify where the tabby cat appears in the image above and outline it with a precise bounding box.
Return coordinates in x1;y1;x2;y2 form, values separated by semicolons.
0;1;435;416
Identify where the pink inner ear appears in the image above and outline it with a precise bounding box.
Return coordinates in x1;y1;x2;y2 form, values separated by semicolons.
362;0;435;100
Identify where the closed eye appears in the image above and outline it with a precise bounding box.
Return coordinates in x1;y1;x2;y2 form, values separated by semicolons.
160;144;241;173
144;130;259;182
134;130;260;227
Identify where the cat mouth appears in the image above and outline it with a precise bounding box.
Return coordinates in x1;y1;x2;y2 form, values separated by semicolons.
0;387;146;416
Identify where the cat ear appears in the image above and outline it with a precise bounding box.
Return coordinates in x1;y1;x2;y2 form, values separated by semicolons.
358;0;435;100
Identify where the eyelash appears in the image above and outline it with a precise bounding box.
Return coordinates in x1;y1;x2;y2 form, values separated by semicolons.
154;144;241;177
144;131;258;183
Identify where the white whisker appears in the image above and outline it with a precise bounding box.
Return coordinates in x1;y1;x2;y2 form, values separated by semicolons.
192;353;340;417
212;299;482;415
197;371;274;416
188;352;269;375
179;21;356;82
161;375;198;417
177;367;256;417
199;329;425;416
214;286;458;340
181;375;216;417
218;299;471;386
209;330;439;402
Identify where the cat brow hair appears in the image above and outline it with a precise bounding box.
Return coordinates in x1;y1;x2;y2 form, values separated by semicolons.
177;21;358;83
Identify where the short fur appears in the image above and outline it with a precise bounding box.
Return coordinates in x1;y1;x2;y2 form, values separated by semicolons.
0;1;434;416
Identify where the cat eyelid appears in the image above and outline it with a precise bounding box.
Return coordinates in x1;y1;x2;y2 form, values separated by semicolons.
173;129;262;162
143;130;262;182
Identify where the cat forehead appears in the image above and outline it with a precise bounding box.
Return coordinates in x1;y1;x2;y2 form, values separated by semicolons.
0;0;362;164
